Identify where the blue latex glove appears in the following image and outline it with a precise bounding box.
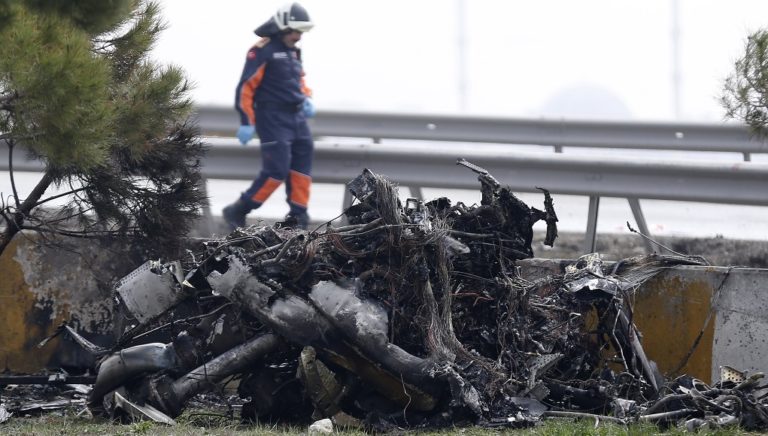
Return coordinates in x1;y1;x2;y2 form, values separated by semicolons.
237;125;255;145
302;98;316;118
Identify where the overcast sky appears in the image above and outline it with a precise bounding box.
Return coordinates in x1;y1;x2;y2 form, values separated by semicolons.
152;1;768;121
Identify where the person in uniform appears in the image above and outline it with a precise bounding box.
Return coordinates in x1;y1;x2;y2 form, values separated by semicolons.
223;2;315;230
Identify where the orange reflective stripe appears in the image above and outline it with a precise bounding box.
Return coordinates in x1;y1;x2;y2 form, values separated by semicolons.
239;64;266;125
289;170;311;207
250;177;282;203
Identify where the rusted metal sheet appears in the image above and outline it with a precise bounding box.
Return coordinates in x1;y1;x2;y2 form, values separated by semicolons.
0;237;60;372
0;233;135;372
633;272;717;382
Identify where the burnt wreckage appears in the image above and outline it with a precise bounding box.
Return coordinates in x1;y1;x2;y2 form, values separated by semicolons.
27;161;768;430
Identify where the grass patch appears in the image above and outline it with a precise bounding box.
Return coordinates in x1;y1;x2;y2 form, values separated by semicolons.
1;413;762;435
0;411;305;436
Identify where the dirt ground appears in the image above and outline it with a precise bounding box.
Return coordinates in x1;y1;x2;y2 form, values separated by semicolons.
532;231;768;268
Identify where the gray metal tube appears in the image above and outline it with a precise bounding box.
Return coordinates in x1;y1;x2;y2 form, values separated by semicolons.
89;343;177;408
170;333;280;404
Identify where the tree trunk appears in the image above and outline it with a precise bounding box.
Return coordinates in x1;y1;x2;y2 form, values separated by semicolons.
0;171;53;255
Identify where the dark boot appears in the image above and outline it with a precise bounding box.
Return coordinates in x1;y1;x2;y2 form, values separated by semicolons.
222;198;250;230
283;210;310;230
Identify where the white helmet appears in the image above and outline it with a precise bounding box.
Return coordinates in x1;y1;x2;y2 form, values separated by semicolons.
274;3;314;32
254;3;315;37
255;3;314;36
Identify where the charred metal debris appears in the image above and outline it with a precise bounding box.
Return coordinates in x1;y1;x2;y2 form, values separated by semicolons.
7;162;767;431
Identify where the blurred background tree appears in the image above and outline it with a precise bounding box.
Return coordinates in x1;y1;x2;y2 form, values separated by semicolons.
722;29;768;136
0;0;206;257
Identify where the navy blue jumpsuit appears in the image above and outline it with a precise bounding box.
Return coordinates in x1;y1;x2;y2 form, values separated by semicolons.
234;36;314;216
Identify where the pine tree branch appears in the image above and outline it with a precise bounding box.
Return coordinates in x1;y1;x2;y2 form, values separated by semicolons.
0;205;11;227
0;171;53;254
35;206;96;226
34;186;89;208
21;225;138;238
18;173;53;214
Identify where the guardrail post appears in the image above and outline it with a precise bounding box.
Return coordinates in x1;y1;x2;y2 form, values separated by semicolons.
584;196;600;253
408;186;424;201
339;187;354;226
627;197;654;254
198;178;215;236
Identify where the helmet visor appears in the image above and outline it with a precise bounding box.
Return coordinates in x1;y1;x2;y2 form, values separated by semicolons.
287;20;314;32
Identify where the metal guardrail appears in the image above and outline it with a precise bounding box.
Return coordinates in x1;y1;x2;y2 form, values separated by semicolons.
8;138;766;205
195;106;768;156
201;139;768;205
5;108;768;252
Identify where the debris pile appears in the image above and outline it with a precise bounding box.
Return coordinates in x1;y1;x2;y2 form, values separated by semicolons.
0;378;91;423
5;162;767;431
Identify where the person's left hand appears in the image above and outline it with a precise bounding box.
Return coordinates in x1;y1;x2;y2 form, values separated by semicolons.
237;125;255;145
302;98;316;118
